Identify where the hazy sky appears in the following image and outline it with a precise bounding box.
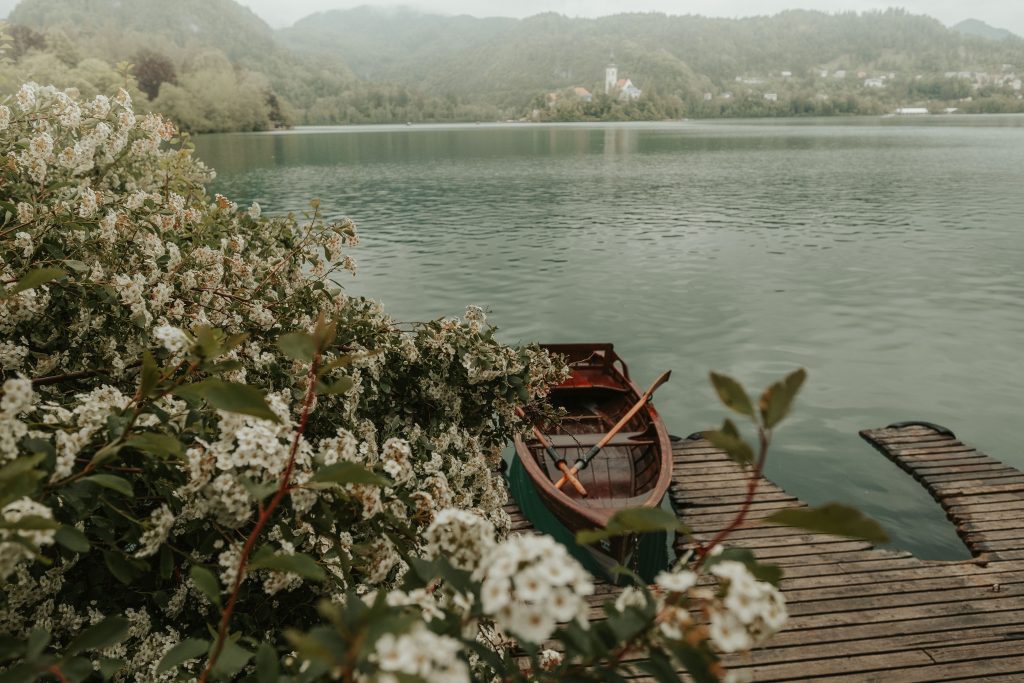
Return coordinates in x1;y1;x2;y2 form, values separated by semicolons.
0;0;1019;35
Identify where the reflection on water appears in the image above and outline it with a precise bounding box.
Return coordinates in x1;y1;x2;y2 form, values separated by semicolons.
196;117;1024;560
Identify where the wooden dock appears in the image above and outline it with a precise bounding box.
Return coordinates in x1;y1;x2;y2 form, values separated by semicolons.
506;423;1024;681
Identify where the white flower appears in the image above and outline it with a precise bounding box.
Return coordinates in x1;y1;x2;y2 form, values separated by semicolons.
373;623;468;682
16;83;36;112
614;585;648;612
134;505;175;558
538;649;563;671
248;202;261;219
655;568;698;593
153;325;191;357
505;601;556;645
709;609;754;653
480;576;511;613
423;508;495;571
0;104;11;131
1;377;35;415
474;534;592;643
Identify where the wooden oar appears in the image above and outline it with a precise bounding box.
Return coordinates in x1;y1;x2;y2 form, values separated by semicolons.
515;407;588;497
554;370;671;490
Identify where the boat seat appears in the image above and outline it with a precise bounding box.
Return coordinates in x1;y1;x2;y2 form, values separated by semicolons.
540;432;654;449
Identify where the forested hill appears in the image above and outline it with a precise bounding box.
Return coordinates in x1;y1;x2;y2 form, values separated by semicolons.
8;0;279;63
279;7;1024;103
2;0;1023;129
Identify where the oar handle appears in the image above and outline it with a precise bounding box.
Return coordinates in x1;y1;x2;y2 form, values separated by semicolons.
516;407;588;497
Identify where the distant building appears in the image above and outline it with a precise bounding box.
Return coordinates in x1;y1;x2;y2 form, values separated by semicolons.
833;70;847;79
816;68;829;78
864;78;885;88
604;60;618;95
616;78;642;100
781;70;793;78
895;107;929;115
857;70;868;79
764;92;778;102
1013;79;1023;91
573;86;593;102
703;92;713;101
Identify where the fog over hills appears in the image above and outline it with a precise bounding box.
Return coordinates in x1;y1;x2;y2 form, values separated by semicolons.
2;0;1023;128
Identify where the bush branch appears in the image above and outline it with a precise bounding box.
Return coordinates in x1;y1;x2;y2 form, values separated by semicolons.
198;349;322;682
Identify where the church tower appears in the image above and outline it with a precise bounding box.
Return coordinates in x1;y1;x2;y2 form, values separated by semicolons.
604;52;618;95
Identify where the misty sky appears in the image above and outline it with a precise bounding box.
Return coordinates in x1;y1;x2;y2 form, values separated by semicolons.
0;0;1019;35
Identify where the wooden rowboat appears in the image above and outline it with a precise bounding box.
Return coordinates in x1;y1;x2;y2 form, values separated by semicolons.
513;343;673;572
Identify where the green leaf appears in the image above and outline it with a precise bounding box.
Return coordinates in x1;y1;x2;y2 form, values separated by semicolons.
211;638;253;678
238;476;277;501
704;419;755;467
124;432;183;458
709;371;754;417
254;643;279;683
26;629;49;659
54;525;90;553
63;259;90;274
766;503;889;544
139;351;159;398
84;474;132;497
194;326;221;358
0;453;45;481
175;379;279;423
249;548;326;582
0;661;44;683
155;638;209;674
59;656;93;683
311;462;389;487
189;565;222;607
759;367;807;429
66;616;130;655
3;267;65;298
97;657;124;680
316;376;354;396
576;507;689;544
103;551;141;585
277;331;317;362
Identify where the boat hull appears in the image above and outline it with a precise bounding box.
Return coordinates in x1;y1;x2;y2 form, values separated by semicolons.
512;343;673;572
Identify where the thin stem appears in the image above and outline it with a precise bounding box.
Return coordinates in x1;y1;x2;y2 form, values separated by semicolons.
693;427;771;565
198;350;322;682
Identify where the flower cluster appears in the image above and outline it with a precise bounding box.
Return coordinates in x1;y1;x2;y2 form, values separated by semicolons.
0;82;568;680
423;508;496;571
371;623;469;683
474;534;594;644
708;561;787;653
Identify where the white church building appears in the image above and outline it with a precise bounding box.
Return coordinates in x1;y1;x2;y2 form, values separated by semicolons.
604;60;642;101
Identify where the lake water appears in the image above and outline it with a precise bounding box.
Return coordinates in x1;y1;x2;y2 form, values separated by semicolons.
196;117;1024;560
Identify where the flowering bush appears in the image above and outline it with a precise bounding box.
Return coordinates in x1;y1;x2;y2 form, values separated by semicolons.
0;83;887;682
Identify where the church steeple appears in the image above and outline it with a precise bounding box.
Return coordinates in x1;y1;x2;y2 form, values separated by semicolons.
604;50;618;95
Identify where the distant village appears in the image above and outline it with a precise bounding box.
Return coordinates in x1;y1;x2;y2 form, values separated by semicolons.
710;64;1022;114
539;58;1022;118
544;59;643;110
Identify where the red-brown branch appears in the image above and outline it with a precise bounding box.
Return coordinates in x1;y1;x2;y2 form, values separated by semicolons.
47;666;69;683
692;428;770;565
198;352;322;682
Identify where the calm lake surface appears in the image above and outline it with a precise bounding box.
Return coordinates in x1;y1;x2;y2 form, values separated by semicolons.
196;116;1024;560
